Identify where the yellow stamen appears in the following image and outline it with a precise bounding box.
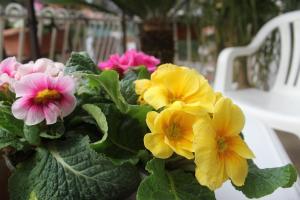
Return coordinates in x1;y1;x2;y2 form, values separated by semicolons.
34;89;61;104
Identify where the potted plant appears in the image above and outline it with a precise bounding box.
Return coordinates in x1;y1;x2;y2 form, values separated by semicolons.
0;52;297;200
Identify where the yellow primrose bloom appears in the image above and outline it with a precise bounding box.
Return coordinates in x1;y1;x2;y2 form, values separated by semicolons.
135;64;215;112
193;97;255;190
144;102;204;159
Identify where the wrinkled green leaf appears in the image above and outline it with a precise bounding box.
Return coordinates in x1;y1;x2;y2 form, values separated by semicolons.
235;161;297;198
0;129;24;150
82;104;108;151
0;102;23;136
9;136;140;200
23;125;40;146
65;52;98;74
28;136;140;200
137;159;215;200
87;71;129;113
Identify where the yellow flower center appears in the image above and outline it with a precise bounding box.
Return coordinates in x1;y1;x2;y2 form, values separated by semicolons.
167;123;181;139
34;89;61;104
217;137;228;153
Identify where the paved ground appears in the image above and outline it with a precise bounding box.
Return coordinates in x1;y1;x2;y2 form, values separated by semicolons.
276;131;300;173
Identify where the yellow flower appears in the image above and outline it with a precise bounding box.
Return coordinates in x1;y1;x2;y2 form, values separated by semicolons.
193;97;255;190
135;64;215;112
144;102;204;159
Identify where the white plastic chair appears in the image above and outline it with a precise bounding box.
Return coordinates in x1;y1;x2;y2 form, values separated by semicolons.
214;11;300;136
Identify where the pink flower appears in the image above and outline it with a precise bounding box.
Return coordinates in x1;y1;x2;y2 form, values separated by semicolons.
98;50;160;74
98;54;121;70
0;57;20;86
12;73;76;125
15;58;65;80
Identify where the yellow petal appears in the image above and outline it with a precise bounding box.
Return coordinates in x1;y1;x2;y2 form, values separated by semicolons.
165;137;194;159
183;79;215;113
135;79;151;95
212;98;245;136
146;111;158;133
143;85;169;109
193;118;217;171
214;92;223;105
144;133;173;159
227;136;255;159
195;156;227;190
224;152;248;186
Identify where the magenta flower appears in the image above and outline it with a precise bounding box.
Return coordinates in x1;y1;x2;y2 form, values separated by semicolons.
12;73;76;125
98;50;160;74
0;57;20;86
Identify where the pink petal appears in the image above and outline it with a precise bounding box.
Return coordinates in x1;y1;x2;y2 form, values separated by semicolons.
11;97;32;120
15;73;48;97
25;105;44;125
55;76;75;93
0;57;19;77
43;103;60;124
33;58;50;73
60;94;76;117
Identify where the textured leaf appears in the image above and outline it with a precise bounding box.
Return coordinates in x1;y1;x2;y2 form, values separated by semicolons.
137;159;215;200
235;161;297;198
0;102;24;136
82;104;108;151
65;52;98;74
23;125;40;146
87;71;129;113
0;129;23;150
30;136;140;200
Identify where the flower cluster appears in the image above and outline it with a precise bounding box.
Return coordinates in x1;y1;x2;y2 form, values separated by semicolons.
98;49;160;74
0;57;76;126
135;64;255;190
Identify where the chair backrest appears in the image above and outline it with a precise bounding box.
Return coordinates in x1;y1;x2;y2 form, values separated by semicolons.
255;11;300;93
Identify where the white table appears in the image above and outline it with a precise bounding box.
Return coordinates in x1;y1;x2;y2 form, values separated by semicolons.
215;113;300;200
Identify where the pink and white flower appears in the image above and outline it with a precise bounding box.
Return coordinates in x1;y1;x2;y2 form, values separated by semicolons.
12;73;76;125
15;58;65;80
0;57;20;87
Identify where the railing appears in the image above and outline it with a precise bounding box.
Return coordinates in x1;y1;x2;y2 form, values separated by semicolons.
0;3;140;63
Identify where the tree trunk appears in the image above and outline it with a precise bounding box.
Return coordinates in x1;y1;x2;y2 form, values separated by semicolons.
140;21;174;63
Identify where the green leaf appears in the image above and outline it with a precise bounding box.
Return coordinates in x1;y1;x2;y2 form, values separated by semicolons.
137;159;215;200
23;125;41;146
65;52;98;74
30;136;140;200
82;104;108;151
0;129;23;150
0;102;24;136
39;121;65;139
235;161;298;198
87;71;129;113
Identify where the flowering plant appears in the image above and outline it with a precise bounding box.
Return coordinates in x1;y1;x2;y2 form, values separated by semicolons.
0;52;297;200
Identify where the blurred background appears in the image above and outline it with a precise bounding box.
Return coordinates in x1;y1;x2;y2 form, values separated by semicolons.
0;0;300;190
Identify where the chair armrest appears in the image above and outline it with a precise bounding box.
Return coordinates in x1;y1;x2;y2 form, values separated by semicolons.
214;46;257;92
